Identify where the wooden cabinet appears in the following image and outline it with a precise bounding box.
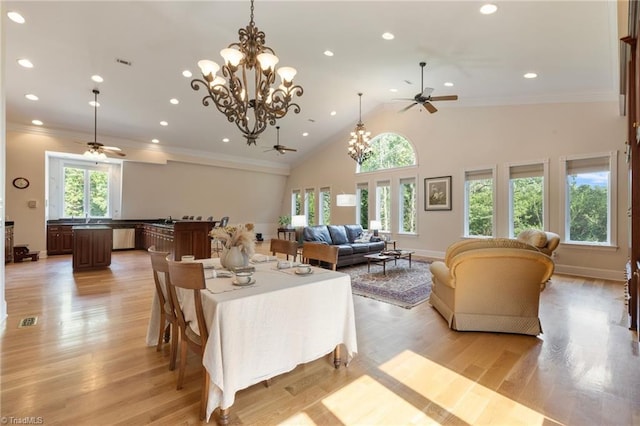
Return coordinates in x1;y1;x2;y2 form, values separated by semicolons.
47;225;74;255
72;226;112;271
5;224;14;263
141;221;212;260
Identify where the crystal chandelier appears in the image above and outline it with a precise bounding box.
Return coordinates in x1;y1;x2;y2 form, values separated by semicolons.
190;0;303;145
347;93;372;165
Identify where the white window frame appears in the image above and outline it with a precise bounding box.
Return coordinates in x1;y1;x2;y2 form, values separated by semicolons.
46;153;122;220
505;159;549;238
463;166;497;238
319;186;331;225
398;177;417;235
375;180;391;232
356;182;369;227
560;151;617;247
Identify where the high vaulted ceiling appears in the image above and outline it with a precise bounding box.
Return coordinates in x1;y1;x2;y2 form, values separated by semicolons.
4;1;621;167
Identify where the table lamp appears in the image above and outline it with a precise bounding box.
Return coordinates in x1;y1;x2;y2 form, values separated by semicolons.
369;220;382;237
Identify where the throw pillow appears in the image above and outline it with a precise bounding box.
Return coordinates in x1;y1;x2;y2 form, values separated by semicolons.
354;231;373;243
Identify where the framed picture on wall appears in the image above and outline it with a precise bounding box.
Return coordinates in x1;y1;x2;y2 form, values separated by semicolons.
425;176;452;211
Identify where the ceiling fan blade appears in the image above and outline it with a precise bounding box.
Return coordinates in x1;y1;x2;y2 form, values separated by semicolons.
103;149;126;157
399;102;418;113
430;95;458;101
423;102;438;113
391;98;417;102
282;147;297;152
103;146;121;151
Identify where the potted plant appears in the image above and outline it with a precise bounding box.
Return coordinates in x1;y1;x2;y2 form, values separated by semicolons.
278;215;292;229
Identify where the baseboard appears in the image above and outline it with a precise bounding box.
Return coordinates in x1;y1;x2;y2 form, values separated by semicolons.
554;264;625;282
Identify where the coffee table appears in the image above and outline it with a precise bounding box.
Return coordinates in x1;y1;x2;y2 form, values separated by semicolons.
364;250;414;275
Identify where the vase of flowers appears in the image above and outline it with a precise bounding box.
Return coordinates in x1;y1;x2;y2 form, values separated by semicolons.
210;223;256;269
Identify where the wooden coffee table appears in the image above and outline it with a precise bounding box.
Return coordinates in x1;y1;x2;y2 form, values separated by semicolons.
364;250;414;275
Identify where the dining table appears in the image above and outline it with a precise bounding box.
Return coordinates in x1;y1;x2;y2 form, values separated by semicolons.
146;256;358;423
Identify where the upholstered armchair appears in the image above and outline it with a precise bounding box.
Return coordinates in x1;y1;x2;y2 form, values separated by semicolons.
516;229;560;257
429;238;554;336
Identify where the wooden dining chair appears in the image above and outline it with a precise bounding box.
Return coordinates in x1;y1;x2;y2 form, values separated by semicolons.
148;246;179;370
166;260;210;420
302;242;339;271
270;238;299;261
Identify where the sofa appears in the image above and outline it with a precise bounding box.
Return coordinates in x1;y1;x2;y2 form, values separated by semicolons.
302;224;385;267
429;238;554;336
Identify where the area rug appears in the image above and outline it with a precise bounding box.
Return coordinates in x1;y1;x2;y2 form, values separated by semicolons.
341;259;432;309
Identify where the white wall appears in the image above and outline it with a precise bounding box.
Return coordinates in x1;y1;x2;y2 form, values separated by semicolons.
4;130;289;252
286;101;628;280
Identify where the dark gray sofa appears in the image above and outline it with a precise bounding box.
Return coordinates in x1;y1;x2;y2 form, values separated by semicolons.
302;224;385;267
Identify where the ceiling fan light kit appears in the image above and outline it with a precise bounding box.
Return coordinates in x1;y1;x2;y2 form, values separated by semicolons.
347;92;373;166
190;0;303;146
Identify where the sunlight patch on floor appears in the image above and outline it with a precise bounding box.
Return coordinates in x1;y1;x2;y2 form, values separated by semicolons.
378;350;560;425
320;375;437;425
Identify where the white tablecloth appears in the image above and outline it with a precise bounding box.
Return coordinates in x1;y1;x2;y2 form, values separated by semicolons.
146;258;358;422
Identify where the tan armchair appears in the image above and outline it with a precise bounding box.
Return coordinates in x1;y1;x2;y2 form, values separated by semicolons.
429;238;554;336
517;229;560;257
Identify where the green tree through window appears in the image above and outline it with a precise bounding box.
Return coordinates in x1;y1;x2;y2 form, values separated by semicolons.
512;177;543;236
467;178;493;236
63;166;109;217
359;133;415;172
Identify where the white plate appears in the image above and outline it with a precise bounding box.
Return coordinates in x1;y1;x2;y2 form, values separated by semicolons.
232;278;256;286
294;270;313;276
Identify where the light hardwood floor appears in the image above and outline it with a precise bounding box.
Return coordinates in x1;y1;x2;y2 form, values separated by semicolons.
2;245;639;425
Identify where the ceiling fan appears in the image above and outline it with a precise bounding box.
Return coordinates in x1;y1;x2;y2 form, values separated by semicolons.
264;126;297;155
81;89;126;158
396;61;458;114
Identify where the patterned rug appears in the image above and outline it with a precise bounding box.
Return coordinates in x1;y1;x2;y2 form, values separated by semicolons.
341;259;432;309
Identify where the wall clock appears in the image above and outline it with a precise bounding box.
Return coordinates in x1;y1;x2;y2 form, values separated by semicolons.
12;177;30;189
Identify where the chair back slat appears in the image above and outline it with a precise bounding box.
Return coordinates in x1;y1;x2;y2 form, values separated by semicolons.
167;261;209;343
270;238;298;261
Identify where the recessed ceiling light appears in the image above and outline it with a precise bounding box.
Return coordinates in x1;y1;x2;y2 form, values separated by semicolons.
91;75;104;83
17;59;33;68
480;4;498;15
444;82;454;87
382;32;395;40
151;139;159;144
182;70;193;78
324;50;334;57
330;111;337;116
7;11;25;24
524;72;538;79
25;94;38;101
89;101;100;107
32;120;43;126
160;121;168;126
302;132;309;137
170;98;179;105
222;138;230;143
389;88;398;93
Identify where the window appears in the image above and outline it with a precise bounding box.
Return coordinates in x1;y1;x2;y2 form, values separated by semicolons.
356;183;369;227
47;155;122;220
291;190;302;216
304;188;316;226
399;178;416;233
63;165;109;217
359;133;416;172
464;168;495;237
562;153;617;245
508;162;546;237
319;187;331;225
375;181;391;231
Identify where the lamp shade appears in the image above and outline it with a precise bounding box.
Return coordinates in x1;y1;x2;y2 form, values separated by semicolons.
369;220;382;231
291;215;307;227
336;194;356;207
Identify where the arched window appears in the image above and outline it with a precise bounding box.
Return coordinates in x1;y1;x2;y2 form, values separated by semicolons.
359;133;416;173
355;133;418;235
